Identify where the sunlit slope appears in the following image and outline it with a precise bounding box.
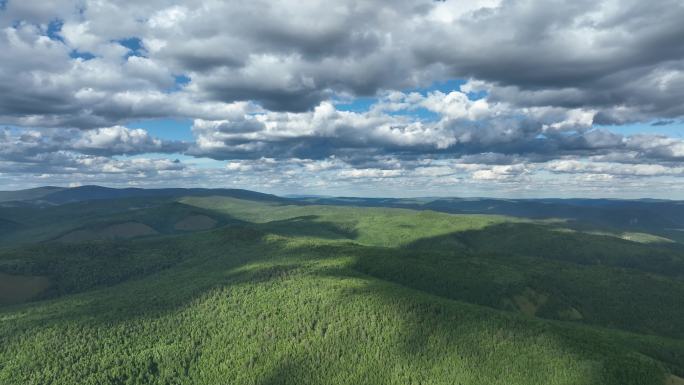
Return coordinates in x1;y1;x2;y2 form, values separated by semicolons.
178;197;684;339
296;196;684;242
180;196;512;247
1;196;683;384
0;230;679;385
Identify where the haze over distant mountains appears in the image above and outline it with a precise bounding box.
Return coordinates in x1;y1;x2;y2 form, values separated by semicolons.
3;185;684;243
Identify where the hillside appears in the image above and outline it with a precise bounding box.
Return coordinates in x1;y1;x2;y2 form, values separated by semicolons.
296;196;684;242
0;189;683;384
0;185;287;206
0;186;66;203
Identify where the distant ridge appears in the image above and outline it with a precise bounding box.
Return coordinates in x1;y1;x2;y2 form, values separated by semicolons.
0;217;22;233
294;196;684;240
0;186;66;203
0;185;290;205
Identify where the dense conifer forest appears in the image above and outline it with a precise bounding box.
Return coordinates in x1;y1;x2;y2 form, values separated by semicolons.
1;188;683;384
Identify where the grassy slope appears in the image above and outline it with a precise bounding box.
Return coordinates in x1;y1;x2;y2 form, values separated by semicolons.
0;196;682;384
297;196;684;243
179;196;510;247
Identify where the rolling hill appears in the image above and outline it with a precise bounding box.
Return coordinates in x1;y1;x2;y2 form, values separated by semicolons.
0;187;683;384
294;196;684;242
0;185;288;206
0;186;66;203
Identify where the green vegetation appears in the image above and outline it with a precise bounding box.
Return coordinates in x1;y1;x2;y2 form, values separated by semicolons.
0;272;50;305
1;193;683;384
180;196;508;247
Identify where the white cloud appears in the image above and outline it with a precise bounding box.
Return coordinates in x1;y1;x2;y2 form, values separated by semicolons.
338;168;403;179
545;159;684;177
1;0;684;197
74;126;163;154
471;164;530;181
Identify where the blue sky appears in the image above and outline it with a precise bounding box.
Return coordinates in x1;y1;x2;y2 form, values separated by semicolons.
598;122;684;137
134;79;480;141
128;119;194;141
126;77;683;144
1;0;684;198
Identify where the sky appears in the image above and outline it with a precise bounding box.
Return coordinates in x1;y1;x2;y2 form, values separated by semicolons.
1;0;684;198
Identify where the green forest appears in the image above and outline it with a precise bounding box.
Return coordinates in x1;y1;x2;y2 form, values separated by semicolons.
1;193;683;385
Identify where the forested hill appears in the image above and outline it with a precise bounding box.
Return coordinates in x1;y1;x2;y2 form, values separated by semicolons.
0;185;288;205
1;189;683;384
295;196;684;241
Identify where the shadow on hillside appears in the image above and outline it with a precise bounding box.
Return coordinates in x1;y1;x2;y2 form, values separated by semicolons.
1;221;353;322
246;255;672;384
6;219;683;318
404;221;684;277
374;222;684;343
251;215;358;241
0;214;357;310
3;221;683;383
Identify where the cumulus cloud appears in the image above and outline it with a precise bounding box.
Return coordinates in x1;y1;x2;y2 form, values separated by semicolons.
73;125;187;155
186;91;684;165
0;126;184;159
2;0;684;123
545;159;684;177
1;0;684;196
471;164;530;181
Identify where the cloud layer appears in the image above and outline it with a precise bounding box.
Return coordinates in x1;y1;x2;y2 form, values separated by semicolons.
1;0;684;197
